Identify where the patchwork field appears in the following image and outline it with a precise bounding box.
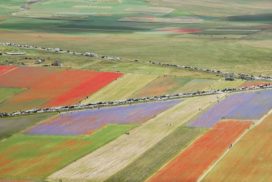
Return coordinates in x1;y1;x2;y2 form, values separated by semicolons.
133;76;244;97
1;31;272;75
82;74;157;103
0;113;53;139
48;94;224;182
83;73;246;102
132;76;193;97
203;114;272;182
107;126;205;182
149;120;252;182
189;89;272;128
133;76;245;97
0;66;122;112
26;100;179;135
0;124;135;181
0;0;272;181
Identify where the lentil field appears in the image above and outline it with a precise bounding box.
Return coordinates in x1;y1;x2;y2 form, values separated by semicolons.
26;100;180;135
189;90;272;128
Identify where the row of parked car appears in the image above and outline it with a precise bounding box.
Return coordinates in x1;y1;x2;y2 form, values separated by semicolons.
0;83;271;118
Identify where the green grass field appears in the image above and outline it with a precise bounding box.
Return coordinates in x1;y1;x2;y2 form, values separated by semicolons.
0;45;101;68
0;0;25;16
106;126;205;182
0;87;24;103
1;32;271;75
0;123;136;181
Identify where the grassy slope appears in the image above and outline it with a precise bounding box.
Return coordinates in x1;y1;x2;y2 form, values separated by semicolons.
82;35;272;75
151;0;272;16
0;45;101;68
106;126;205;182
0;113;53;139
0;124;136;181
0;0;271;74
1;32;271;75
0;46;221;79
203;114;272;182
0;0;25;16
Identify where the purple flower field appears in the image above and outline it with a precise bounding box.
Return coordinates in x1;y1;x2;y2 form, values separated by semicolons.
26;100;180;135
189;90;272;128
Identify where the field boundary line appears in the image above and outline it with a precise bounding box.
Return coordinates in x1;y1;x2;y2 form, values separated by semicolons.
48;95;222;182
1;85;272;118
144;128;208;182
0;67;17;76
21;114;59;134
198;109;272;182
145;94;228;182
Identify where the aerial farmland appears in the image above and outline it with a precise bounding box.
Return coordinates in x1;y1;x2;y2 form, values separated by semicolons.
0;0;272;182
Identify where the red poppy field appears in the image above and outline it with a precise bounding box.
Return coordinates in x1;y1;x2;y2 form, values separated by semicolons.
203;114;272;182
0;66;122;112
148;120;252;182
0;66;16;75
45;71;122;107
